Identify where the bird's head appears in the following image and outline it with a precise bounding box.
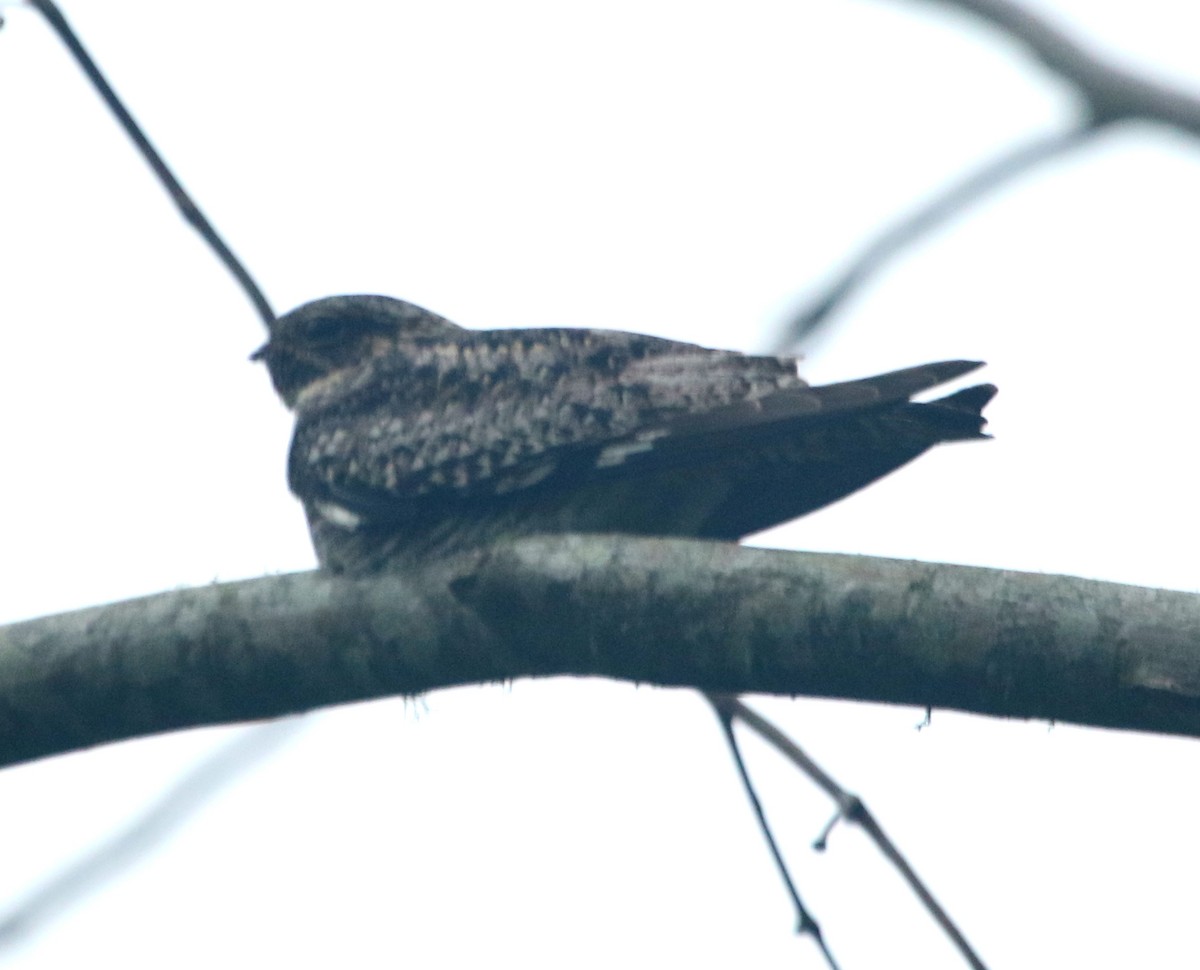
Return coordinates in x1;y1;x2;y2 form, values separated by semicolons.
253;294;462;407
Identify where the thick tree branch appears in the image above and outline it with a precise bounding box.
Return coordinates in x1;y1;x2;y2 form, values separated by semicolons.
2;534;1199;770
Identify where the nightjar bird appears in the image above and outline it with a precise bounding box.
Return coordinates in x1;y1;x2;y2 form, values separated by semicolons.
254;295;996;574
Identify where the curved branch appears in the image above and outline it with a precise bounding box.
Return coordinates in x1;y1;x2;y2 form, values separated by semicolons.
2;534;1200;770
781;0;1200;346
0;718;305;948
917;0;1200;133
775;123;1100;347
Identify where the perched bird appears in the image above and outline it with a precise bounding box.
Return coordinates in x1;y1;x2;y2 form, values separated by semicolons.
255;295;996;573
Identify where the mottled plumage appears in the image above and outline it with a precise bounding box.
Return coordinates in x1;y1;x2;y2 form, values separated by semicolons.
255;295;996;573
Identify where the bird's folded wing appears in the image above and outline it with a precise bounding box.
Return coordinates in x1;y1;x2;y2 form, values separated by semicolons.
291;353;987;517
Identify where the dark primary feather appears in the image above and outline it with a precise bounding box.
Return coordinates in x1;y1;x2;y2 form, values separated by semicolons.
259;295;995;571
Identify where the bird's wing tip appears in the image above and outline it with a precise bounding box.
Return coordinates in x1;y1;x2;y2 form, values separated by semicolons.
929;360;986;381
934;382;998;413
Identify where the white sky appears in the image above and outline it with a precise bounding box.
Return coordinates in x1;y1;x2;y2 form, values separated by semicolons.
2;1;1199;966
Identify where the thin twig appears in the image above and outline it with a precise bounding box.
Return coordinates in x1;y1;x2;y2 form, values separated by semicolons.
707;695;840;970
26;0;275;327
714;696;988;970
0;718;305;949
774;121;1101;348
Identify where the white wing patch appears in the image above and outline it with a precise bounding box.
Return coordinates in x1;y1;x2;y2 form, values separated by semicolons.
492;459;559;494
315;501;364;530
595;428;670;468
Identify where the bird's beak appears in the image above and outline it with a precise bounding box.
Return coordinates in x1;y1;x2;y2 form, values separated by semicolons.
249;341;270;362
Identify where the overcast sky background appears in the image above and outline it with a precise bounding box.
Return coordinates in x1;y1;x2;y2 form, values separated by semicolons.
2;1;1199;966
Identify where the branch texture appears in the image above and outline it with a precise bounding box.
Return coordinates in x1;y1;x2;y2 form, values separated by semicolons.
2;535;1199;769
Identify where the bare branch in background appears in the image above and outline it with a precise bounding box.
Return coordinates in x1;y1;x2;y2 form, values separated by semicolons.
714;696;988;970
778;0;1200;348
0;718;306;951
920;0;1200;132
773;122;1101;349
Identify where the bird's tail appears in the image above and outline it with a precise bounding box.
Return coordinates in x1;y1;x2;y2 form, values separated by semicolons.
918;383;998;440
